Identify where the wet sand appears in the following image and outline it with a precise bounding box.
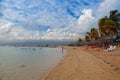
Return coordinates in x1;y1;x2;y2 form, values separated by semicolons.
44;46;120;80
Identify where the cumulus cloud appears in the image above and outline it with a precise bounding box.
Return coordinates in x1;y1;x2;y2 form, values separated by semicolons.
0;22;79;41
0;22;13;40
0;22;13;33
0;0;82;41
42;28;80;40
76;0;120;34
0;22;42;41
77;9;97;32
0;0;120;42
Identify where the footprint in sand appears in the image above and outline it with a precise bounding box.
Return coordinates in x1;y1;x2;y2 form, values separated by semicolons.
113;67;119;71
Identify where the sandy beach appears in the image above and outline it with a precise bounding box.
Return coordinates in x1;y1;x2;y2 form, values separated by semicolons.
44;46;120;80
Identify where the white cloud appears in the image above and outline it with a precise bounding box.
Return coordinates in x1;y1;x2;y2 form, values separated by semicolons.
0;0;120;42
0;22;13;33
0;22;80;41
9;27;42;41
96;0;120;18
0;22;13;41
42;28;80;40
76;0;120;35
0;22;42;41
77;9;97;32
0;0;91;41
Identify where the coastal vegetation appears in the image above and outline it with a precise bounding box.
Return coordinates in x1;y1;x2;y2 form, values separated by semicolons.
78;10;120;44
99;10;120;36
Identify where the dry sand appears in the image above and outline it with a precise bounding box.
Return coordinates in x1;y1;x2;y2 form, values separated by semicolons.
44;46;120;80
86;47;120;73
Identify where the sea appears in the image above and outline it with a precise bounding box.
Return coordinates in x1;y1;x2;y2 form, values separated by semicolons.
0;46;67;80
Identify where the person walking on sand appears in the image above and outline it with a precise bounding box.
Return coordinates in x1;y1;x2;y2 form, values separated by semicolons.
62;46;63;53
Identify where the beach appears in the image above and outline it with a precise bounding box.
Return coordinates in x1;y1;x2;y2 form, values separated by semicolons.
44;46;120;80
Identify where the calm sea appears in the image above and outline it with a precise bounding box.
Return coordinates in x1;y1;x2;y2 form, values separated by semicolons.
0;46;66;80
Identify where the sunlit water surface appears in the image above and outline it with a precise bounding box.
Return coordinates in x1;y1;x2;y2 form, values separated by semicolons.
0;46;66;80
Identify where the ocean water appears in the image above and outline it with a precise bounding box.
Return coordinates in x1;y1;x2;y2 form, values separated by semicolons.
0;46;66;80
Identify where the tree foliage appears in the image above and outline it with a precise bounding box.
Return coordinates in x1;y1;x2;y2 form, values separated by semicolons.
78;38;82;43
90;28;99;40
85;35;90;42
98;10;120;36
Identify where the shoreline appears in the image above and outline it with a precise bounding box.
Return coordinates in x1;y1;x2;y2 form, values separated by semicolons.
44;46;120;80
42;46;68;80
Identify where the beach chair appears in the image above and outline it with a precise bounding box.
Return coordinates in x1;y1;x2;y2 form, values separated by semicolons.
108;45;114;51
103;45;113;51
112;45;116;51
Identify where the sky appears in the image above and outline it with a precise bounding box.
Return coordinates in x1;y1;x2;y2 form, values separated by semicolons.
0;0;120;43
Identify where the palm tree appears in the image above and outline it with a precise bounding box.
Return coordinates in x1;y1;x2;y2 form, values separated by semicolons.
78;38;82;43
86;32;91;36
98;10;120;36
85;28;99;41
85;31;91;42
109;10;120;31
90;28;99;40
98;16;109;36
85;35;90;42
98;16;118;36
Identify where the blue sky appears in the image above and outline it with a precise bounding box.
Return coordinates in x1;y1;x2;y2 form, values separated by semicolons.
0;0;120;42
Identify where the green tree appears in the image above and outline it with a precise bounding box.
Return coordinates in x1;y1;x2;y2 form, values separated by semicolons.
98;10;120;36
98;16;108;36
86;32;91;36
90;28;99;40
85;35;90;42
110;10;120;27
78;38;82;43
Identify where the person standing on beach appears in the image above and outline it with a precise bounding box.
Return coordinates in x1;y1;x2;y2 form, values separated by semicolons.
62;46;63;53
